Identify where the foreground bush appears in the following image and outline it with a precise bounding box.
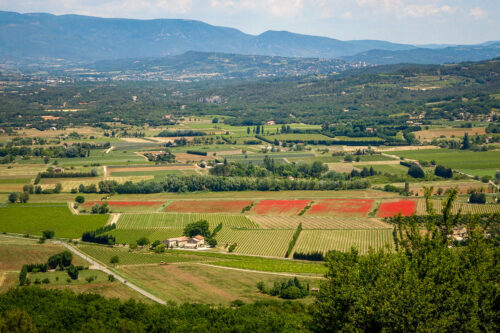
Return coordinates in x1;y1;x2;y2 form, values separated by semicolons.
0;288;310;332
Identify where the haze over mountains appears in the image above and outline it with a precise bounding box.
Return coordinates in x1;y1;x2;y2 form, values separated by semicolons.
0;10;499;69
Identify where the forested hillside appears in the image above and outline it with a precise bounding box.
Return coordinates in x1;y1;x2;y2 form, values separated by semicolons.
0;58;498;129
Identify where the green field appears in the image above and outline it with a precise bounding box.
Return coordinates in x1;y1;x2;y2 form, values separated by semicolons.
215;228;294;257
263;133;332;141
392;149;500;177
79;244;208;265
79;244;326;274
358;164;408;175
0;204;108;238
110;229;183;244
117;213;259;230
293;229;394;255
0;178;31;184
55;150;148;166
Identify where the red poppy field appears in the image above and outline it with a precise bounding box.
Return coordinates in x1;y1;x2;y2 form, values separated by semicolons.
163;200;253;213
250;200;311;216
376;200;416;217
306;199;375;217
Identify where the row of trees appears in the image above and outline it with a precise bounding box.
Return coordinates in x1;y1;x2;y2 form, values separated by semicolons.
109;176;370;194
210;158;329;179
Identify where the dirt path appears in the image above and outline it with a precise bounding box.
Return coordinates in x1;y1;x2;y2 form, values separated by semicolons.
134;152;149;161
354;160;400;165
105;146;115;154
67;202;78;215
196;263;324;279
0;272;5;289
106;213;121;226
103;166;108;177
57;242;166;305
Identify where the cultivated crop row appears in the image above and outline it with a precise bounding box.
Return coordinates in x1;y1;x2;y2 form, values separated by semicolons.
117;213;259;230
215;228;295;257
416;199;500;215
110;229;184;244
250;216;392;229
293;229;394;255
163;200;253;214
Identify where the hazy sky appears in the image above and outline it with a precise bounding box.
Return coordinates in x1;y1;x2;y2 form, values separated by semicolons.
1;0;498;45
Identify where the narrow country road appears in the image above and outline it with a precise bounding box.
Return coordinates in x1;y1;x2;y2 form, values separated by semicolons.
57;242;166;305
106;213;121;225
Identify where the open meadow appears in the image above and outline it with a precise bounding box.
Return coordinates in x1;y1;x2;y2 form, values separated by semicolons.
0;204;108;238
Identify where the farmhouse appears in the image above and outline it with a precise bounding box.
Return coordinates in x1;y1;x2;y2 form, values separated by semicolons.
163;236;189;248
451;226;467;242
163;235;205;249
184;235;205;249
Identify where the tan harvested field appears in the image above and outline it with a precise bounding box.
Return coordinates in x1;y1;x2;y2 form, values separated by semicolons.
175;153;215;162
0;236;88;270
404;85;440;91
46;280;152;303
120;137;152;143
327;163;360;173
0;184;25;191
41;115;60;120
147;136;195;143
40;177;102;185
250;216;391;229
0;270;149;302
353;160;401;165
415;127;486;140
118;263;319;305
216;150;246;155
0;164;45;176
109;165;197;173
377;145;439;152
18;127;102;137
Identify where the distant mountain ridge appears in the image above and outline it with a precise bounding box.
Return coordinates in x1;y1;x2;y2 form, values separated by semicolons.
342;43;500;65
0;11;414;62
1;11;499;66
